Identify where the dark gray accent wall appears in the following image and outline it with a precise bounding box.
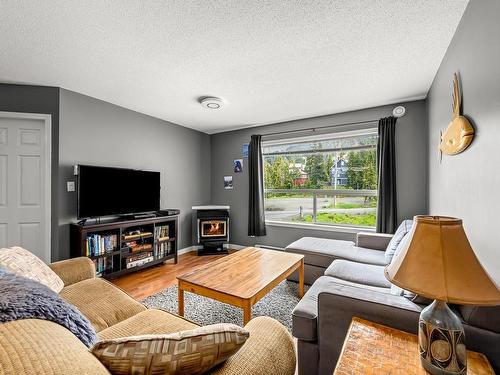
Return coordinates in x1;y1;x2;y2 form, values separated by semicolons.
0;84;60;261
427;0;500;282
58;89;211;260
211;100;428;248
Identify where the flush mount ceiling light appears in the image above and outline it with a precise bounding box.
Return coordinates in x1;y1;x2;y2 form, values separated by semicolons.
200;97;224;110
393;106;406;117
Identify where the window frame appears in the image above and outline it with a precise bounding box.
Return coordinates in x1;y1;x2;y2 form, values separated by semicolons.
262;128;379;231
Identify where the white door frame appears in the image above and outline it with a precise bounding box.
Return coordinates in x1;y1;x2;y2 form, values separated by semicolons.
0;111;52;262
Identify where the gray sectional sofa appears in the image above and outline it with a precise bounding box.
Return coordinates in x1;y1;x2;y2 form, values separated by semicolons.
286;233;391;285
285;223;500;375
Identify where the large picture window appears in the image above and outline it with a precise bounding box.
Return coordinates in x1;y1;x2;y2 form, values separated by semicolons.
262;129;378;228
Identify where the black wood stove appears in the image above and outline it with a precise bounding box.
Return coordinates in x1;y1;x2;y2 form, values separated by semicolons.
192;206;230;255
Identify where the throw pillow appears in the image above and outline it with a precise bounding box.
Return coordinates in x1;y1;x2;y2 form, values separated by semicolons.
0;246;64;293
92;323;250;375
384;220;414;265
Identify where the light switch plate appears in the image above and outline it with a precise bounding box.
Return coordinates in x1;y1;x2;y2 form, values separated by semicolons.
67;181;75;192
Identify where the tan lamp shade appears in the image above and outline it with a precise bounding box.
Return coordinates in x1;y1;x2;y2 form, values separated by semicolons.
385;216;500;305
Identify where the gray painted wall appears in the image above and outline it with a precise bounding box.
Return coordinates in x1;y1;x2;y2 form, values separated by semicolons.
211;100;428;248
58;89;211;260
427;0;500;283
0;84;60;260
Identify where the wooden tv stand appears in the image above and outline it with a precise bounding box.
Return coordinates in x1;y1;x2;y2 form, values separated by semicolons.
70;215;178;278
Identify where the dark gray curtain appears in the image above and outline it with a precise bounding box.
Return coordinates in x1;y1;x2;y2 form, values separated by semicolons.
248;135;267;236
376;116;397;233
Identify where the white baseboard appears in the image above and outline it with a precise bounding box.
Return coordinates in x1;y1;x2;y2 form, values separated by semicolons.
178;246;198;255
227;243;246;250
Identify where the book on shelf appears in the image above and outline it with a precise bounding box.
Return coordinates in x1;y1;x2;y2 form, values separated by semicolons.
125;242;153;253
126;255;154;269
155;225;169;241
127;251;153;263
86;234;117;256
123;232;153;241
155;241;172;259
93;257;113;275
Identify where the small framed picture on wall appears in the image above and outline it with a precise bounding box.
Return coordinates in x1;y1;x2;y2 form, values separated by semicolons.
224;176;233;190
233;159;243;173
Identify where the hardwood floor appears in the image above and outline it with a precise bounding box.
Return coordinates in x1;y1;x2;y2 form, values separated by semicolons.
110;250;236;300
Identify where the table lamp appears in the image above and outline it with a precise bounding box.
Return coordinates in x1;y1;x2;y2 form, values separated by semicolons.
385;216;500;375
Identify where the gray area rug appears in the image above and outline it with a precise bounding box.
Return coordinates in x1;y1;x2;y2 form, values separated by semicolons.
142;280;309;331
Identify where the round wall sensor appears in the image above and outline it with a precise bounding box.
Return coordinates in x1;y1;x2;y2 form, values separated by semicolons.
200;97;224;110
393;106;406;117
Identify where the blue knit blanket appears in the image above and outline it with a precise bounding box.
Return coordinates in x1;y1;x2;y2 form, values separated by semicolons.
0;267;97;347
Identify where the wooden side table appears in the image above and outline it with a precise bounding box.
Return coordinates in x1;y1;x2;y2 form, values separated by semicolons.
333;317;494;375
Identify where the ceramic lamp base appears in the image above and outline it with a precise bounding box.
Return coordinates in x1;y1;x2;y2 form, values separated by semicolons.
418;300;467;375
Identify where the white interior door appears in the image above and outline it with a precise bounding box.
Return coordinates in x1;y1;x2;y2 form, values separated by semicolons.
0;112;51;262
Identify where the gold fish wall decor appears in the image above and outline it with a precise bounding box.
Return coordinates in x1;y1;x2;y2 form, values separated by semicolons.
439;72;474;155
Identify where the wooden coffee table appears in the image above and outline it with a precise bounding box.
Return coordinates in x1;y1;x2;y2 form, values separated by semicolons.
177;247;304;324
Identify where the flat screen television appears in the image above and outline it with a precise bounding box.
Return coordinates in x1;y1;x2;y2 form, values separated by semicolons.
77;164;160;219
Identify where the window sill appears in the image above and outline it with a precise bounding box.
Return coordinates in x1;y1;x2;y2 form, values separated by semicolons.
265;220;375;234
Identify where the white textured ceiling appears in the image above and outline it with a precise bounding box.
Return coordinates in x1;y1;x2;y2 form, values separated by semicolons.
0;1;468;134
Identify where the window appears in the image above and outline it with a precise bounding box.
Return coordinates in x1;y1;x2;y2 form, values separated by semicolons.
262;129;378;228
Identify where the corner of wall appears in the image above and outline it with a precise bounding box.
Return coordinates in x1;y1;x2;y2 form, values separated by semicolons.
424;96;430;214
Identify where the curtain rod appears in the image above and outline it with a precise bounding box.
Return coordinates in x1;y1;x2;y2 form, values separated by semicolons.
260;119;380;138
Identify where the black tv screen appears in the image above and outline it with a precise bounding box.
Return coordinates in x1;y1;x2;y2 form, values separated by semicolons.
77;165;160;219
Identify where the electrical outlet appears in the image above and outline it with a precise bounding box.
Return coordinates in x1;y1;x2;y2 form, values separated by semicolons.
67;181;75;192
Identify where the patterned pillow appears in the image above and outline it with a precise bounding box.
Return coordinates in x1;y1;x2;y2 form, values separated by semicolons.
384;220;414;265
0;246;64;293
91;323;249;375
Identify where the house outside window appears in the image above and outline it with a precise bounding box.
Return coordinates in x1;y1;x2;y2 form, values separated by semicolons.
262;129;378;228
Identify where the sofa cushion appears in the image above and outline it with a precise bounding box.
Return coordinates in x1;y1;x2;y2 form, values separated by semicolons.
210;317;296;375
0;319;109;375
292;275;390;341
458;305;500;333
0;246;64;293
92;323;249;375
384;220;413;264
60;277;146;332
98;309;198;340
350;246;386;266
324;260;391;289
285;237;385;268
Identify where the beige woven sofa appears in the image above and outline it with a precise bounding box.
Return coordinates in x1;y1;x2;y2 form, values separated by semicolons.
0;257;296;375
